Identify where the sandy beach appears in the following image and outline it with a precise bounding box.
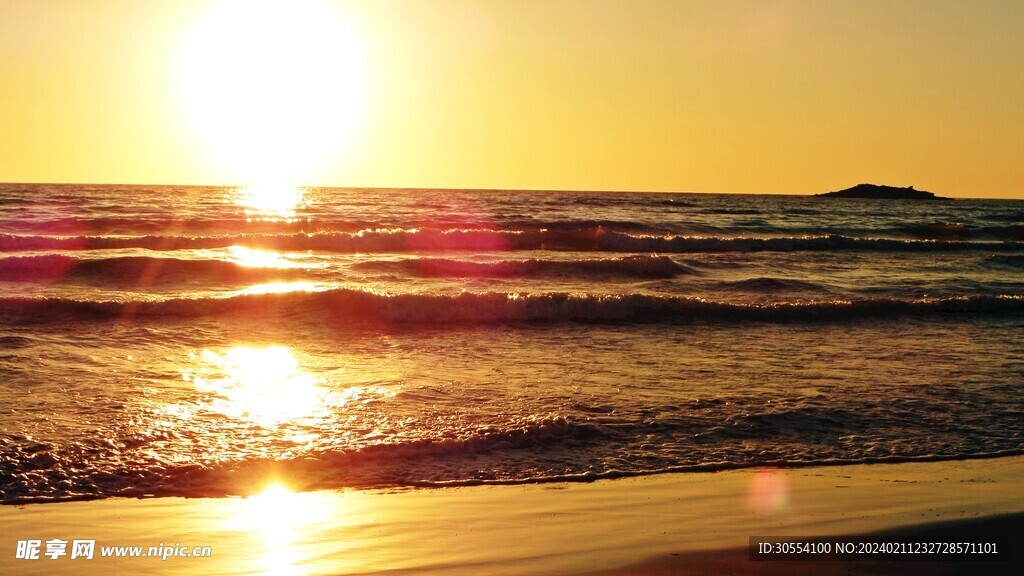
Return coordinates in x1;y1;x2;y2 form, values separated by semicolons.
2;455;1021;575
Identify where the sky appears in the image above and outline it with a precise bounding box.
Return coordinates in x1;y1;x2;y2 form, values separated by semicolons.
0;0;1022;197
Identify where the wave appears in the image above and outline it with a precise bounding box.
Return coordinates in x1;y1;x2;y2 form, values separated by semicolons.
0;335;34;348
700;207;762;215
0;416;615;502
3;414;1021;503
897;222;1024;240
561;195;696;208
987;255;1024;268
649;198;698;207
1;289;1020;325
899;222;973;240
4;230;1024;254
981;224;1024;240
391;452;1024;488
9;451;1024;503
978;211;1024;223
351;255;692;279
0;216;678;236
717;277;831;293
0;217;375;235
0;254;307;284
496;219;673;233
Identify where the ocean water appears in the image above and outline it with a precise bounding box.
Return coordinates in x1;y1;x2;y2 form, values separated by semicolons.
1;183;1023;504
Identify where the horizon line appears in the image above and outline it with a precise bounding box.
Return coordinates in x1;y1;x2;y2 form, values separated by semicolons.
0;181;1011;201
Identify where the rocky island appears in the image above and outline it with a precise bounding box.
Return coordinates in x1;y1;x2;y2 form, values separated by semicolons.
817;183;944;199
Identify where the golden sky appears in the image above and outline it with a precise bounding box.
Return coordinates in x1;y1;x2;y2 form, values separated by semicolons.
1;0;1022;197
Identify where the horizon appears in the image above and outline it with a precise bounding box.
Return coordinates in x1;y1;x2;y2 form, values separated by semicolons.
1;180;1018;201
2;0;1023;198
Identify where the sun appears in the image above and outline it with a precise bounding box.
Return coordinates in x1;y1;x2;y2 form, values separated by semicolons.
178;0;368;189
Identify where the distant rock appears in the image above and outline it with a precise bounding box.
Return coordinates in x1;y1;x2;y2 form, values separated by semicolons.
817;184;945;199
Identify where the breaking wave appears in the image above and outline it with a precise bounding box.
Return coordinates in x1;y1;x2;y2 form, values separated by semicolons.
897;222;1024;240
3;412;1021;503
717;277;832;293
4;230;1024;253
0;254;309;284
351;255;693;279
1;289;1020;325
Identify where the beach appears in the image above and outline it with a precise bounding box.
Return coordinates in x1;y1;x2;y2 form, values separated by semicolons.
3;455;1021;575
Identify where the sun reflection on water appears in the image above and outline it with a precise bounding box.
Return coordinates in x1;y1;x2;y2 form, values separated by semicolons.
185;346;328;427
228;484;331;576
240;281;323;295
227;245;293;268
235;185;308;219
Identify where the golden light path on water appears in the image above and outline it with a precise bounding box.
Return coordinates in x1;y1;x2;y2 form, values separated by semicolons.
239;281;323;295
175;344;402;574
171;343;397;445
185;346;329;428
227;245;296;268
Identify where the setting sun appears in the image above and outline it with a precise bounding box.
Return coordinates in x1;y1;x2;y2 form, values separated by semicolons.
177;0;368;189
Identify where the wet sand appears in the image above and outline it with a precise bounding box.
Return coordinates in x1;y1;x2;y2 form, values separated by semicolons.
1;456;1021;575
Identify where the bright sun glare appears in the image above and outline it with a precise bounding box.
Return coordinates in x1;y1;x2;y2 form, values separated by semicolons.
178;0;368;190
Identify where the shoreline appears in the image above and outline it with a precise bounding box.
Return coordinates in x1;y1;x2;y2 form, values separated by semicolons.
7;449;1024;506
2;455;1022;575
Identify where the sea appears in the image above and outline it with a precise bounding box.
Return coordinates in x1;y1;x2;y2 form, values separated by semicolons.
1;183;1022;504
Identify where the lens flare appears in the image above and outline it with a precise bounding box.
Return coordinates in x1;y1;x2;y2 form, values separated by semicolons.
745;468;790;515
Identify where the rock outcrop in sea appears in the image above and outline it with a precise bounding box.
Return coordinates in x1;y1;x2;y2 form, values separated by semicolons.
817;184;944;199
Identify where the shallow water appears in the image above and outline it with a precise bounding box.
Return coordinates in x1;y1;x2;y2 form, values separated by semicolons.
1;184;1022;503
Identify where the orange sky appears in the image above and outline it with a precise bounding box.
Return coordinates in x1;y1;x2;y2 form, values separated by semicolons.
1;0;1022;197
